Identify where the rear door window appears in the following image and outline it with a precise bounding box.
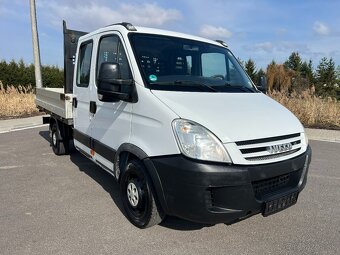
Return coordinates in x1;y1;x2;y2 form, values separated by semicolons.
76;41;93;87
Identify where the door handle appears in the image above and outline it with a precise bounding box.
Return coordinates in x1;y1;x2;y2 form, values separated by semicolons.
72;97;78;108
89;101;97;114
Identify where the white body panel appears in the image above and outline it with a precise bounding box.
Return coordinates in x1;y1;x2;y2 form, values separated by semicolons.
73;85;92;136
129;84;180;157
151;91;304;142
35;87;73;120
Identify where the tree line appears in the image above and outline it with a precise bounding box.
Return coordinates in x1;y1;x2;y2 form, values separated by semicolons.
241;52;340;99
1;54;339;99
0;59;63;89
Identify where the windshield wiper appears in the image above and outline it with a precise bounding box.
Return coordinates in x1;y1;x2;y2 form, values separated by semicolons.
152;80;218;92
223;83;256;92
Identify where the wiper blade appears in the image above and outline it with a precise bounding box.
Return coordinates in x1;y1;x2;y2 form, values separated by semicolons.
152;80;218;92
223;83;255;92
174;80;218;92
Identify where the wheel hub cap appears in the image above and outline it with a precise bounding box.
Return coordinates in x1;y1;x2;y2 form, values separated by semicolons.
127;182;139;207
52;132;57;146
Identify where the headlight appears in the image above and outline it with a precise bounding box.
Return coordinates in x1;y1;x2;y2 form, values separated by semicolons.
172;119;232;163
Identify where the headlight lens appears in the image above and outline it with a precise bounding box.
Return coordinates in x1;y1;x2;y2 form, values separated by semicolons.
172;119;232;163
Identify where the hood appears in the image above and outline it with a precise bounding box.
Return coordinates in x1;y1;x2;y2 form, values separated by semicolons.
151;91;304;143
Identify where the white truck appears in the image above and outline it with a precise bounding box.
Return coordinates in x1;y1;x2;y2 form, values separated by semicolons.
36;21;311;228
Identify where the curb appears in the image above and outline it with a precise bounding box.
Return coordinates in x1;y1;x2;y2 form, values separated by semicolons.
305;128;340;143
0;116;339;143
0;115;48;134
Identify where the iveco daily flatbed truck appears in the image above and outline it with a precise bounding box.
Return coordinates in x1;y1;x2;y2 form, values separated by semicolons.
35;21;311;228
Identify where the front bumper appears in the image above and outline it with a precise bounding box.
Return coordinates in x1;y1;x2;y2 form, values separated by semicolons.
145;145;312;224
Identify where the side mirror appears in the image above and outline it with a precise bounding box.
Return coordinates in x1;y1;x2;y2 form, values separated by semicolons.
97;62;134;102
257;75;267;93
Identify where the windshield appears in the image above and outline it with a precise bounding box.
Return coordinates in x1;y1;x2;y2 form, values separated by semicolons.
129;33;256;93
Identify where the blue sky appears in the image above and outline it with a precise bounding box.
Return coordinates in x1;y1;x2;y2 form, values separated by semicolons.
1;0;339;70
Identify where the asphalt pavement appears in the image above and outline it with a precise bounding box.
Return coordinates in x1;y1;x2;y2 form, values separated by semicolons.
0;126;339;255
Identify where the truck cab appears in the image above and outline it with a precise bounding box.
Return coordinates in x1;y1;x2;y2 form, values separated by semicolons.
37;22;311;228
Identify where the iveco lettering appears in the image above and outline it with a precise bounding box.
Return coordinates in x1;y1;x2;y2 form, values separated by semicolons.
267;143;293;154
35;21;312;228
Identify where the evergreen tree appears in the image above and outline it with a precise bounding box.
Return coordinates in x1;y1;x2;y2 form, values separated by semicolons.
245;58;257;82
284;52;302;72
7;60;19;85
0;60;8;87
300;60;314;82
0;59;63;89
315;57;337;97
316;57;336;85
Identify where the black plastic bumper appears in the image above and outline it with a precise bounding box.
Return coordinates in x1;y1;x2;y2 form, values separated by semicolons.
144;145;312;224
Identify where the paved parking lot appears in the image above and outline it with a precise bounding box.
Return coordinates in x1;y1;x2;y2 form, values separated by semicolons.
0;126;339;254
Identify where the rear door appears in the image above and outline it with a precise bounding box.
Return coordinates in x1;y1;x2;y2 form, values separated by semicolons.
73;40;94;155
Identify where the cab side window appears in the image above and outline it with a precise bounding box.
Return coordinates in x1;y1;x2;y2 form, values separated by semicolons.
76;41;93;87
97;35;132;81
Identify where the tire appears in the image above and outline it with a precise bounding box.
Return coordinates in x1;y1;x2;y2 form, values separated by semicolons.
120;159;164;228
50;122;67;155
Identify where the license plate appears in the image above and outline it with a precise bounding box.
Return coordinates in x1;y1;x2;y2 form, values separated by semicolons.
262;191;299;216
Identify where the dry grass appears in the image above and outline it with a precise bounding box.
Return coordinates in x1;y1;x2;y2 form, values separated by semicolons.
0;81;39;119
269;88;340;129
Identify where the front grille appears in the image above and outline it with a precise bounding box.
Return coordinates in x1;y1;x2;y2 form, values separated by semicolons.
240;140;301;154
252;173;290;197
235;133;303;163
245;148;301;161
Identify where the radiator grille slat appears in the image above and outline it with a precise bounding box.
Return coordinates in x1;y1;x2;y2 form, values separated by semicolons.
236;133;300;146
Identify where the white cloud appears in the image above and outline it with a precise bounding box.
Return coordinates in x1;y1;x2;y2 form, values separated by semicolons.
253;42;274;53
41;2;182;31
313;21;330;36
278;42;310;53
120;3;181;26
199;24;232;39
243;41;313;55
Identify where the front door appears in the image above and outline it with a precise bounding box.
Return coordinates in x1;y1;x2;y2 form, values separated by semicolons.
89;33;133;171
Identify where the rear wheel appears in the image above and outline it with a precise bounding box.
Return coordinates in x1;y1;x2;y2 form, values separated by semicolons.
50;122;67;155
120;159;164;228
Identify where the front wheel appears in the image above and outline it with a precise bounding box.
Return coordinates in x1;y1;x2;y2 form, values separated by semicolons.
120;159;164;228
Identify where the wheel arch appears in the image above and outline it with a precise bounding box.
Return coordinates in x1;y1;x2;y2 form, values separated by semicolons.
114;143;168;212
49;115;73;142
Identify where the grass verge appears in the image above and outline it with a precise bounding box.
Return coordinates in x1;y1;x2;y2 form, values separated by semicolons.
0;82;39;119
269;88;339;129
